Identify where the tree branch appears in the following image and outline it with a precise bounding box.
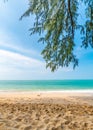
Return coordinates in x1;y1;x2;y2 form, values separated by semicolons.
68;0;74;38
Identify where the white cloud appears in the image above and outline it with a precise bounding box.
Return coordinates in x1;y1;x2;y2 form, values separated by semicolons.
0;49;43;69
0;49;73;80
0;29;41;59
0;49;44;79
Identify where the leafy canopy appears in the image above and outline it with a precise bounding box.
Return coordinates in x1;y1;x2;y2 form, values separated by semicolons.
20;0;93;71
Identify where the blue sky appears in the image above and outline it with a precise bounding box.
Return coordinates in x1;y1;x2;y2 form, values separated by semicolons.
0;0;93;80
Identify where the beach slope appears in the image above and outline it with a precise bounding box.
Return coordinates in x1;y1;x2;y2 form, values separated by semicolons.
0;92;93;130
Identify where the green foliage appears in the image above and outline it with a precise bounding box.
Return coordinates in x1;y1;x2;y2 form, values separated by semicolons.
20;0;93;71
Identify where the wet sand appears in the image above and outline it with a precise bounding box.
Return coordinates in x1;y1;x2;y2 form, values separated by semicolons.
0;92;93;130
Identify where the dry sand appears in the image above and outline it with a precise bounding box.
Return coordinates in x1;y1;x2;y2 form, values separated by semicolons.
0;92;93;130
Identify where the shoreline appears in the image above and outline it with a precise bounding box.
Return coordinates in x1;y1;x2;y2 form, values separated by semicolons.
0;89;93;92
0;90;93;99
0;90;93;95
0;91;93;105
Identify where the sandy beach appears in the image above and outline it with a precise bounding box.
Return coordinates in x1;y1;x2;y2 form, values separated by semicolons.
0;92;93;130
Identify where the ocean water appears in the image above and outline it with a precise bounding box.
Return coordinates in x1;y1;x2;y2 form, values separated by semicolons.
0;80;93;91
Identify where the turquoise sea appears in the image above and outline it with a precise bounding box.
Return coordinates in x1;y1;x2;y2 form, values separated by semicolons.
0;80;93;91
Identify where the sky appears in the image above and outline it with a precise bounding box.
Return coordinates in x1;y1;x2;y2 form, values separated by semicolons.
0;0;93;80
